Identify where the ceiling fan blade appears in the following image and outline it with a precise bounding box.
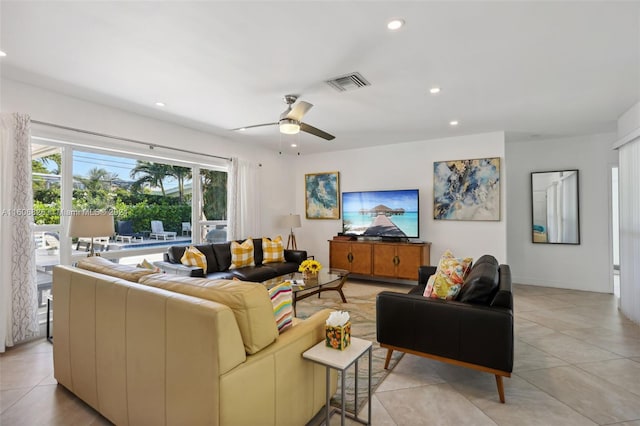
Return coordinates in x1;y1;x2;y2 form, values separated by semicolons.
287;101;313;121
300;122;335;141
231;122;278;131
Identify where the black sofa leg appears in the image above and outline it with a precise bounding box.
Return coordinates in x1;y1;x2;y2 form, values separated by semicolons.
495;375;505;403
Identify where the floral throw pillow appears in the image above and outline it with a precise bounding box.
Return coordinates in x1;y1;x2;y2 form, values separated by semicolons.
423;250;473;300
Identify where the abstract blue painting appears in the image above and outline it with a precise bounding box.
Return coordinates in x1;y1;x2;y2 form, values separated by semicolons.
433;157;500;221
305;171;340;219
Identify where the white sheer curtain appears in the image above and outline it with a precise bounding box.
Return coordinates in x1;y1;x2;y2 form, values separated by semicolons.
226;157;260;241
618;138;640;324
0;113;38;352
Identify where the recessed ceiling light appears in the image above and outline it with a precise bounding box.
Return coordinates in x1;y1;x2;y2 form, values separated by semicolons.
0;50;6;57
429;87;441;94
387;19;405;31
155;101;166;107
449;120;459;126
291;143;297;148
239;128;246;131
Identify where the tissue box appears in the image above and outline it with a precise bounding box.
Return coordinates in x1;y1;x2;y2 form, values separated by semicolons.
325;321;351;350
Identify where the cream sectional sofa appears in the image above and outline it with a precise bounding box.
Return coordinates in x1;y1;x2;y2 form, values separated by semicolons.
53;256;335;426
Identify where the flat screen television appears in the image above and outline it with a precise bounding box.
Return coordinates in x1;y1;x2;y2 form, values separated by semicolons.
342;189;419;238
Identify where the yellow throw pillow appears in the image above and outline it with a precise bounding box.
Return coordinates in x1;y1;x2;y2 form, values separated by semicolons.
230;238;255;269
136;258;161;272
262;236;285;264
181;246;207;271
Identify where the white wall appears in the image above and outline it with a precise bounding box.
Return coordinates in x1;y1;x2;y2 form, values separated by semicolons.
0;78;297;238
506;133;617;293
293;132;507;269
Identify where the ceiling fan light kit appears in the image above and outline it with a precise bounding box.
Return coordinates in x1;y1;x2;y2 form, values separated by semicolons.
279;118;300;135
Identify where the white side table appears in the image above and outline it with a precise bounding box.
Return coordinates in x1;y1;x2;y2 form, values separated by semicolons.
303;336;372;426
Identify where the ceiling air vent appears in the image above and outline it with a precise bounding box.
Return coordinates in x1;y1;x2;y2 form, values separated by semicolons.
326;72;371;92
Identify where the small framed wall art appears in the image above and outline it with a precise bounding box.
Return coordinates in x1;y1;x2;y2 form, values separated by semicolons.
433;157;500;221
305;171;340;219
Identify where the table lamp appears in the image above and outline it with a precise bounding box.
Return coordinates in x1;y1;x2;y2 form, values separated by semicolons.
282;214;301;250
68;211;115;256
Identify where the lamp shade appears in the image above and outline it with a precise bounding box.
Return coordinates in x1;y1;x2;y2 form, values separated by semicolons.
68;212;115;238
282;214;301;229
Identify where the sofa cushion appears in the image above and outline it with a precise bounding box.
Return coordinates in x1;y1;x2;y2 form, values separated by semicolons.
77;256;156;282
252;238;264;265
229;265;278;282
262;236;285;264
212;242;232;271
474;254;499;268
424;250;473;300
457;256;500;305
268;282;293;333
261;261;300;277
138;274;279;354
181;245;207;270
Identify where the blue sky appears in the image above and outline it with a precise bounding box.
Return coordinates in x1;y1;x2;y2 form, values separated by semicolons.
342;189;419;212
72;151;186;189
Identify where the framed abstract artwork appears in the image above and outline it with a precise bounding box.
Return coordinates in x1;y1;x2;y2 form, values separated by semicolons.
305;171;340;219
433;157;500;221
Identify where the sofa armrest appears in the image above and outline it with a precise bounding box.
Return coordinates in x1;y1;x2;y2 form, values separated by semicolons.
153;261;205;278
376;291;513;372
284;249;308;265
219;308;337;425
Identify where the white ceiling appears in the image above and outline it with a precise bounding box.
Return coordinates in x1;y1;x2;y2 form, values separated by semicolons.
1;1;639;154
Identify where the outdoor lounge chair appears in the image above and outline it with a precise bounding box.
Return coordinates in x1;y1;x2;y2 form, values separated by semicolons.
43;232;60;249
150;220;177;240
115;220;144;243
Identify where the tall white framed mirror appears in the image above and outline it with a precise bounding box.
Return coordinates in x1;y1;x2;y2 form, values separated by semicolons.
531;170;580;244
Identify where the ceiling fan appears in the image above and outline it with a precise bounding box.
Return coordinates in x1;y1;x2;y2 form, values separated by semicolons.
233;95;335;141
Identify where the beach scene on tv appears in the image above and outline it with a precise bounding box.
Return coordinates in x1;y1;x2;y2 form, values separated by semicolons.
342;189;419;238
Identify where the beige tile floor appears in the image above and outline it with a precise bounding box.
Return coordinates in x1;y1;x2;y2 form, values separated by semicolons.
2;283;640;426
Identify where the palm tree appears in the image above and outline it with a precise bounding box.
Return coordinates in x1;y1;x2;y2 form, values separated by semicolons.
130;161;171;196
74;167;118;191
201;170;227;219
41;153;62;175
168;165;192;203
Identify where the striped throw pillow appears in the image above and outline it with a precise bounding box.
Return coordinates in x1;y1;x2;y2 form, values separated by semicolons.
268;282;293;333
180;246;207;270
262;236;285;264
229;238;255;269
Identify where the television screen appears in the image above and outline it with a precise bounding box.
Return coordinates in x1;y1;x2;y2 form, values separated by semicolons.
342;189;419;238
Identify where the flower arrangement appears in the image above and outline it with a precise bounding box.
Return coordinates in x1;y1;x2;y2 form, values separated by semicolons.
298;259;322;274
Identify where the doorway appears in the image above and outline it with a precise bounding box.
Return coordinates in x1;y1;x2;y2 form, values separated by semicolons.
611;166;620;297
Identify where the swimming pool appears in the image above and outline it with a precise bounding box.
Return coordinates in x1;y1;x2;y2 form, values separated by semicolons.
118;239;191;250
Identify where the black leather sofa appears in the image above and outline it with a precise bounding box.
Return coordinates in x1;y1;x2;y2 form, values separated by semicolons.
154;239;307;282
376;255;513;402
